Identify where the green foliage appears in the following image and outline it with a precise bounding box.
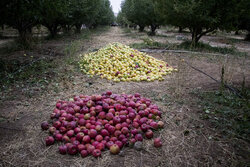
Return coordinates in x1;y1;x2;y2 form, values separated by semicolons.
66;0;99;33
0;0;114;42
0;26;109;91
236;0;250;40
121;0;163;33
117;11;131;26
36;0;70;37
0;57;56;90
155;0;237;45
0;0;39;45
130;38;245;55
177;41;241;55
196;90;250;141
130;38;168;49
94;0;115;26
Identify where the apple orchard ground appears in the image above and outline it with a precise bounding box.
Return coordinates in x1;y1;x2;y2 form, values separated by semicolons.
0;27;249;166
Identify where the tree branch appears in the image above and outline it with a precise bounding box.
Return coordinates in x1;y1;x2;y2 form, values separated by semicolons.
197;28;214;39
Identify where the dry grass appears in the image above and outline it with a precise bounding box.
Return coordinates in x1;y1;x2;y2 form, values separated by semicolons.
0;27;249;167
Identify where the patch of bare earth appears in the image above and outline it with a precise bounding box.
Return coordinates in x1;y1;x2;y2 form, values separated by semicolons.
0;27;249;167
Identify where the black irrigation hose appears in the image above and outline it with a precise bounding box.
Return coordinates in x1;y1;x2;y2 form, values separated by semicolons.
1;48;243;98
1;48;60;82
183;60;243;98
1;57;48;82
0;125;24;131
140;48;226;56
140;49;243;98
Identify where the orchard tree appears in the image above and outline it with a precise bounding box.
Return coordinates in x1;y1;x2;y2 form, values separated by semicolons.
116;11;126;26
121;0;163;34
94;0;115;27
236;0;250;40
117;11;131;26
0;0;115;44
68;0;100;33
145;0;164;35
156;0;237;46
37;0;68;37
0;1;6;30
0;0;38;43
122;0;148;31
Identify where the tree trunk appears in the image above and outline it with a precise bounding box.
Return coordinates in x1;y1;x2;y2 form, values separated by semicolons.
244;31;250;41
191;27;202;47
47;25;59;38
91;24;98;29
245;32;250;41
139;25;144;32
191;35;201;47
75;24;81;33
62;25;71;33
191;28;214;47
17;28;32;47
149;24;157;36
18;29;27;41
178;26;183;33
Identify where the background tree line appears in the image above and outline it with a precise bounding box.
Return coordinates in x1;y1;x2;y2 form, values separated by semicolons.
117;0;250;46
0;0;115;44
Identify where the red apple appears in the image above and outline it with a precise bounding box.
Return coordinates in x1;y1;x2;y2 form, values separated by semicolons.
135;134;143;141
115;123;122;130
49;127;56;134
67;144;78;155
107;126;115;134
45;136;55;146
76;132;85;141
58;145;67;154
88;129;97;138
41;121;49;130
55;133;63;141
121;127;129;135
87;145;95;153
81;150;88;158
95;135;103;142
77;144;86;152
115;141;123;149
82;135;91;143
106;141;114;148
74;127;81;134
145;130;153;139
92;149;101;158
106;113;114;120
78;119;86;126
154;138;162;147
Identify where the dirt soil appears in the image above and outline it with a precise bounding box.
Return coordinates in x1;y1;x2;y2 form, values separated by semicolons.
0;27;249;167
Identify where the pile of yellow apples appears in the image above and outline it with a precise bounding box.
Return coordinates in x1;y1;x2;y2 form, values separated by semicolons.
79;43;176;82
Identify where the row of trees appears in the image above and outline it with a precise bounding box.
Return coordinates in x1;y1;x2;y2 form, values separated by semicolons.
117;0;250;45
117;0;163;35
0;0;115;43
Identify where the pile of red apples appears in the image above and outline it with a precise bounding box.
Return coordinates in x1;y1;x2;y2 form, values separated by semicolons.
41;91;163;158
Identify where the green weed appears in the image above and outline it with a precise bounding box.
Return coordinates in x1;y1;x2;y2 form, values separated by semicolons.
195;90;250;141
130;39;246;56
130;38;169;49
177;41;243;55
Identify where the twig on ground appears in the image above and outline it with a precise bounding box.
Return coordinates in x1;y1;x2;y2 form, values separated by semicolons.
183;60;242;98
